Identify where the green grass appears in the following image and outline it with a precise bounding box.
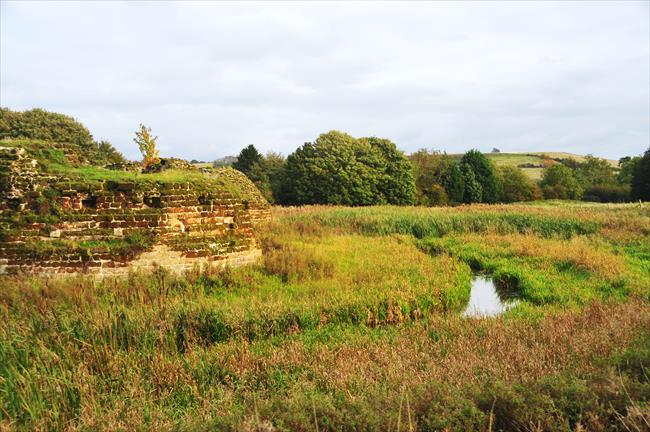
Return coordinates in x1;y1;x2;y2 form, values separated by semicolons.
1;203;649;431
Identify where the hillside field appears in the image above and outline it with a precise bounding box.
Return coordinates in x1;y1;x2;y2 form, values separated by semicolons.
1;202;649;431
450;152;619;180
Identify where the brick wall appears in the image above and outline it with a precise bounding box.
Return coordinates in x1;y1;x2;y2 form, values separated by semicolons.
0;146;271;275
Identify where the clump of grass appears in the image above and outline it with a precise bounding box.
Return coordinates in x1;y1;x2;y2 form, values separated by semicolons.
262;238;334;282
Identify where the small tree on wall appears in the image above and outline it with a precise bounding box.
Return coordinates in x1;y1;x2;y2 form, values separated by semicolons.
134;124;160;170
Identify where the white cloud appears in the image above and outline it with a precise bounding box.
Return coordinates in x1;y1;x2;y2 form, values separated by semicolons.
1;0;648;160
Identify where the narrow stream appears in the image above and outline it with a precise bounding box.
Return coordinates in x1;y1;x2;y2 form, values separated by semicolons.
462;274;519;317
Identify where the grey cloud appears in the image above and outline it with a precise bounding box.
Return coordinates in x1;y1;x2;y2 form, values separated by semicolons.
1;1;648;161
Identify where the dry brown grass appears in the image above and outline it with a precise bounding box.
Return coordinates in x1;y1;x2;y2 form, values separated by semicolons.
212;300;649;390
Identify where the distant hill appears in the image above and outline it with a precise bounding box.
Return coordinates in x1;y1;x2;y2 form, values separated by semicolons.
450;152;619;180
211;155;238;168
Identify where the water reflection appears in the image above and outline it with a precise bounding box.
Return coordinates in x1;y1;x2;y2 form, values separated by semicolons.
462;275;519;317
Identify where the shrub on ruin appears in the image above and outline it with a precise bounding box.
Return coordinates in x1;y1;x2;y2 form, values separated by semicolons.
134;124;160;171
0;107;126;164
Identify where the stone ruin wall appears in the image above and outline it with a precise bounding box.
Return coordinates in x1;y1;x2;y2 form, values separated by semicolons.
0;146;271;276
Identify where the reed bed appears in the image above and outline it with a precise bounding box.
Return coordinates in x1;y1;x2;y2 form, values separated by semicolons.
1;202;648;431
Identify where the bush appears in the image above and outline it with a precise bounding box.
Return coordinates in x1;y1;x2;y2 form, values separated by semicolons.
497;165;540;203
410;150;463;205
0;107;125;164
420;184;449;206
541;164;583;200
583;185;631;203
0;107;93;146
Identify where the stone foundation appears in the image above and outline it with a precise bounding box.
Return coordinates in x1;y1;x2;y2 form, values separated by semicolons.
0;144;271;276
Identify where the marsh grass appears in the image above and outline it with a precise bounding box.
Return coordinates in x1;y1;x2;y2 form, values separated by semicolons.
1;203;649;431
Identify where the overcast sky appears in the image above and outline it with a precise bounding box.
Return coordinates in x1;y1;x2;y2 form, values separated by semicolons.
1;1;648;161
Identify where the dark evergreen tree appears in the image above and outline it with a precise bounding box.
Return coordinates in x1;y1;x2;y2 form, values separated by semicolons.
444;163;465;204
460;150;499;203
461;164;483;203
631;148;650;201
232;144;263;176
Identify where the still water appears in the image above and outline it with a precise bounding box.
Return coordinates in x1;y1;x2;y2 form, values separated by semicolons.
462;274;519;317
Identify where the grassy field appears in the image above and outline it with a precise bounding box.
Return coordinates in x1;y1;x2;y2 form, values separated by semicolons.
1;202;649;431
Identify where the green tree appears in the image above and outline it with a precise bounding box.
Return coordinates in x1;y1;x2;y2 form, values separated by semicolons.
410;149;458;205
574;155;615;187
617;156;641;185
443;163;465;204
361;137;416;205
282;131;415;206
497;165;540;203
245;152;287;204
540;164;583;200
263;152;287;204
631;148;650;201
233;144;263;176
461;164;483;203
460;150;499;203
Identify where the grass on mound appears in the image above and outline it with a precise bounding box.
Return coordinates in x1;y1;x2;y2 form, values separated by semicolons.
1;138;269;204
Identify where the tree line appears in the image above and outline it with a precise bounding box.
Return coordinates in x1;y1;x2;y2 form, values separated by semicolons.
1;108;647;205
229;130;650;205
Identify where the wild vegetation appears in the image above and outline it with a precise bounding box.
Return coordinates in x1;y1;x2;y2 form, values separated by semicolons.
2;203;649;431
